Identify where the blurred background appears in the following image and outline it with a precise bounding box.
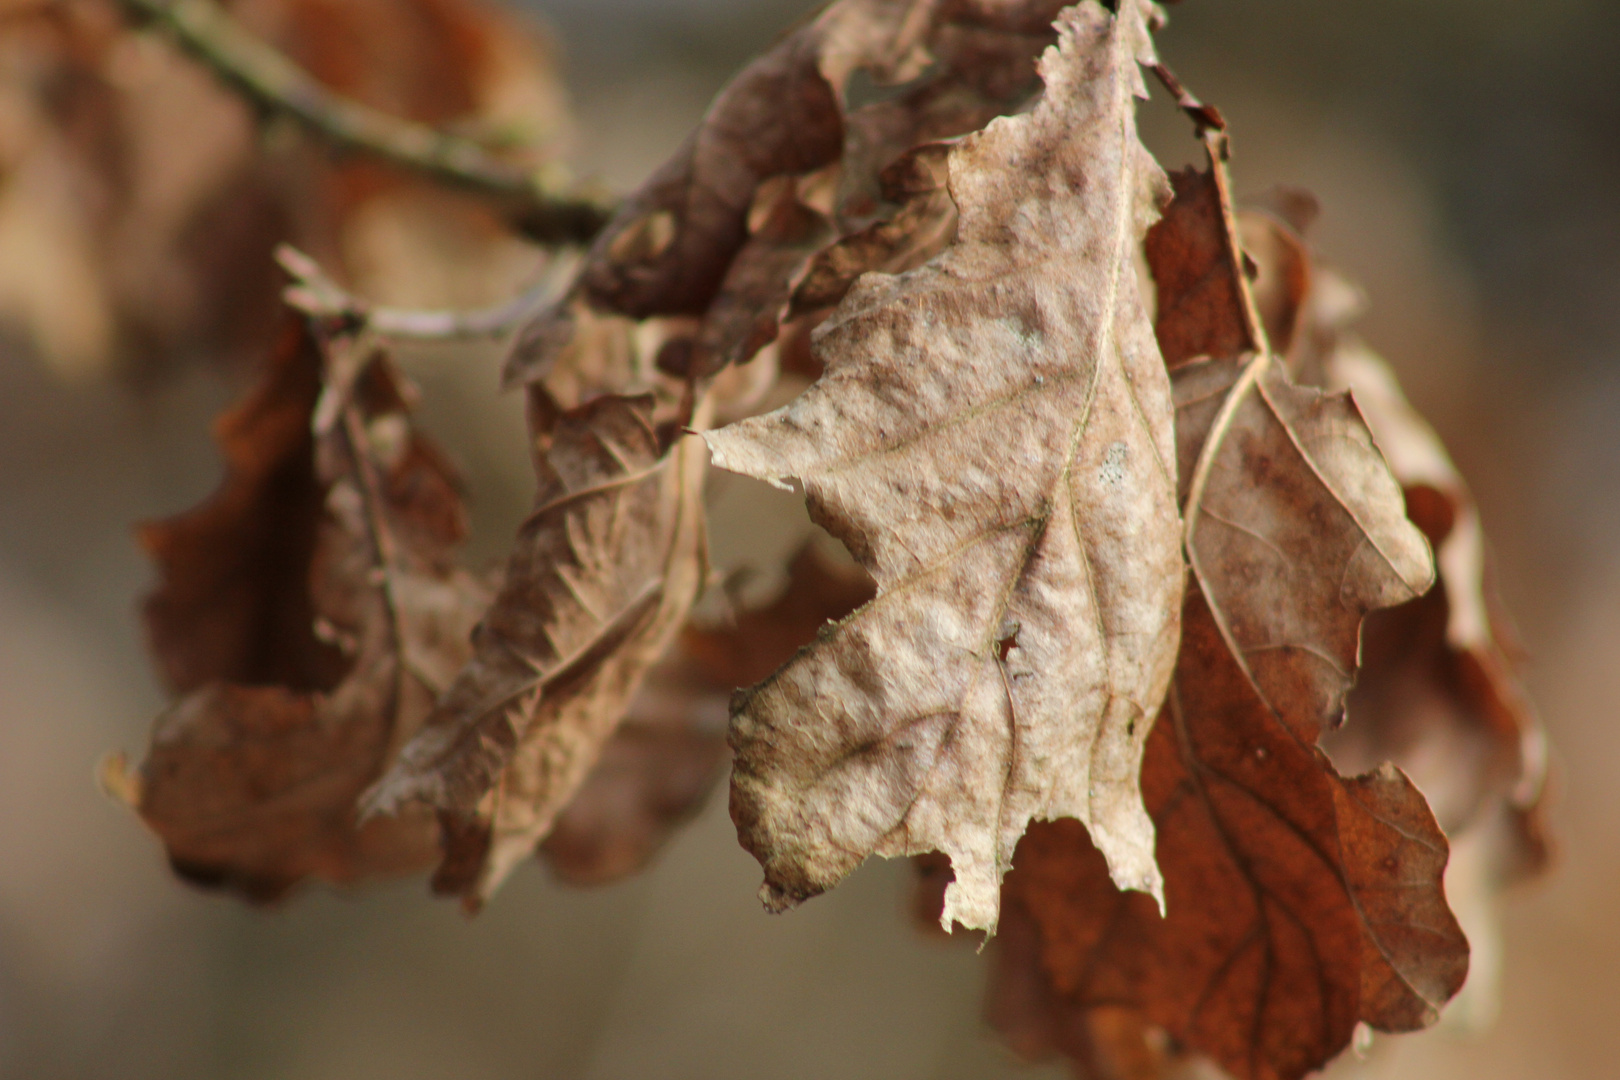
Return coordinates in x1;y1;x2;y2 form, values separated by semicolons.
0;0;1616;1077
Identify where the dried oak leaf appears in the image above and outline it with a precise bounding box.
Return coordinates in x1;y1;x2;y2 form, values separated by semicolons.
506;0;1070;385
703;0;1183;935
1000;592;1464;1080
970;150;1465;1080
541;543;876;884
107;318;488;899
365;388;710;907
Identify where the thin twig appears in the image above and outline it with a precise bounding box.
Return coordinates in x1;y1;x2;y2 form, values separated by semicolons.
278;245;566;341
116;0;611;243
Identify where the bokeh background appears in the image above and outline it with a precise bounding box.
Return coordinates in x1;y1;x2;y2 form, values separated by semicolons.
1;0;1616;1077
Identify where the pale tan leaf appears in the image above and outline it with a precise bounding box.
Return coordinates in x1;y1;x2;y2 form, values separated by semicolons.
704;1;1182;935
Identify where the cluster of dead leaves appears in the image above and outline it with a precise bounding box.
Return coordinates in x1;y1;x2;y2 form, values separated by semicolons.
96;1;1551;1078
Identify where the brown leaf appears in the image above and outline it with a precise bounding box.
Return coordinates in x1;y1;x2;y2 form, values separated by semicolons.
1318;337;1552;1031
704;1;1183;935
1325;343;1547;845
983;896;1189;1080
137;321;346;696
1000;593;1468;1077
673;176;836;378
1175;352;1434;743
988;525;1457;1080
988;582;1468;1079
109;318;489;899
365;388;710;907
506;0;1069;386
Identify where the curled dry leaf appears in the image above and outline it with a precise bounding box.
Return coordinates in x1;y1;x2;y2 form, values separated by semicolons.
1323;343;1551;1033
506;0;1070;386
705;0;1183;935
106;318;488;899
365;388;710;907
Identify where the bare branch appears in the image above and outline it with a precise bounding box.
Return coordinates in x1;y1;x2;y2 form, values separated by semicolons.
116;0;611;243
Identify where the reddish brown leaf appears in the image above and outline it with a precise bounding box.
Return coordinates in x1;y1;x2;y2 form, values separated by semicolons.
109;318;489;899
137;320;345;696
1000;585;1468;1077
989;605;1467;1079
